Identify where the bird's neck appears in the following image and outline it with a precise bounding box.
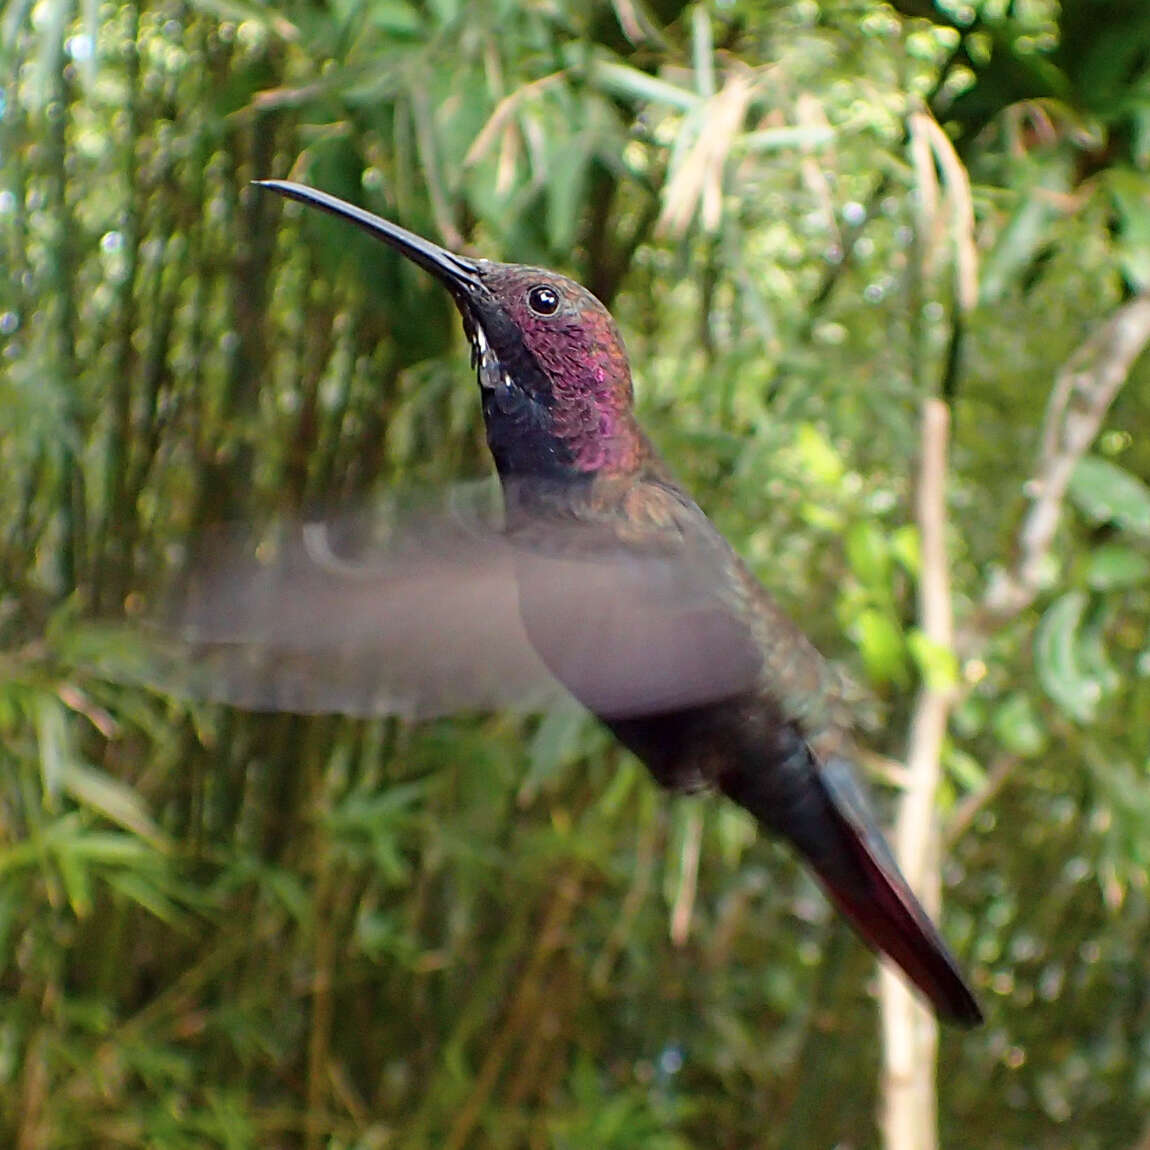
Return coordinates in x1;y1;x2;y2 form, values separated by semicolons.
561;408;649;475
496;423;677;534
483;383;651;482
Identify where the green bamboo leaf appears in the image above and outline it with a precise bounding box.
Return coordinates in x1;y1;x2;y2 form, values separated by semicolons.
66;832;158;865
587;57;700;112
60;761;171;850
596;755;640;819
739;125;836;152
105;872;188;926
716;805;757;868
33;694;70;798
361;0;422;35
57;842;94;916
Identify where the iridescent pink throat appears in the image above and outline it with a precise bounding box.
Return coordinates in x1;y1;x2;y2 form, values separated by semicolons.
508;300;643;476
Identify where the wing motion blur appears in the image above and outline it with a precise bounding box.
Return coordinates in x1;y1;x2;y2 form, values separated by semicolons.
95;481;763;720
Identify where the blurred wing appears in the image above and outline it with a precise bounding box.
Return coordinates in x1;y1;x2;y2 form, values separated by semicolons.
512;541;762;718
154;500;564;717
94;482;764;720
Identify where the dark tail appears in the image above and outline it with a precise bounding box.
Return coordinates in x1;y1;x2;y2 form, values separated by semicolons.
721;742;983;1027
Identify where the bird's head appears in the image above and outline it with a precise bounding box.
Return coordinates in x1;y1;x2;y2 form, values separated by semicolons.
258;181;644;481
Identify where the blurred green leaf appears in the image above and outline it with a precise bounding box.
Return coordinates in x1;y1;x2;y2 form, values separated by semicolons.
907;630;959;692
1107;168;1150;291
326;782;425;881
1085;543;1150;589
945;746;988;793
588;57;700;112
890;525;921;578
522;706;595;802
793;423;846;486
547;123;591;252
979;161;1071;304
33;694;71;798
845;520;891;591
59;761;170;849
992;692;1048;757
716;805;757;868
852;607;908;685
1069;456;1150;538
1034;591;1110;722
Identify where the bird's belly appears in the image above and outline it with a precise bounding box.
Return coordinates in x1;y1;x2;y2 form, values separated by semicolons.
605;698;755;794
605;694;829;840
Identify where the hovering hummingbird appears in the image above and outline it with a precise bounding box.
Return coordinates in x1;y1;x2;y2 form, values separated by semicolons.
174;178;981;1026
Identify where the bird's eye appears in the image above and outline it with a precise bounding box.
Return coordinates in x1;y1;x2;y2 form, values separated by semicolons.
527;284;560;316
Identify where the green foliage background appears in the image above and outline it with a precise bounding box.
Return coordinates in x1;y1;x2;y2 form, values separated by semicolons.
2;0;1150;1146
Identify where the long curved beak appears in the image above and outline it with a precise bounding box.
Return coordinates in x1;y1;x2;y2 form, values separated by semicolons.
255;180;486;300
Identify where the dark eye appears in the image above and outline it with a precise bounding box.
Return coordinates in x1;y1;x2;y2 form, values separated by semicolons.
527;284;560;316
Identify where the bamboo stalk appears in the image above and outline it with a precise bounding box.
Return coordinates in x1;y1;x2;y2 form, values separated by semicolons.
45;32;82;595
97;0;142;611
442;871;582;1150
879;400;952;1150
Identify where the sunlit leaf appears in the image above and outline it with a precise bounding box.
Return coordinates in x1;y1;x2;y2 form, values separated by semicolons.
907;630;959;692
588;56;699;111
845;521;891;592
794;423;845;486
890;525;921;578
853;607;908;685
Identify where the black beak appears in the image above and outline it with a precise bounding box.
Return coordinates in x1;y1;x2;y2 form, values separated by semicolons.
255;180;486;303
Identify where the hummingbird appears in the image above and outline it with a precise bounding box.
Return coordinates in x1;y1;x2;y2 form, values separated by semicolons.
173;179;982;1026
